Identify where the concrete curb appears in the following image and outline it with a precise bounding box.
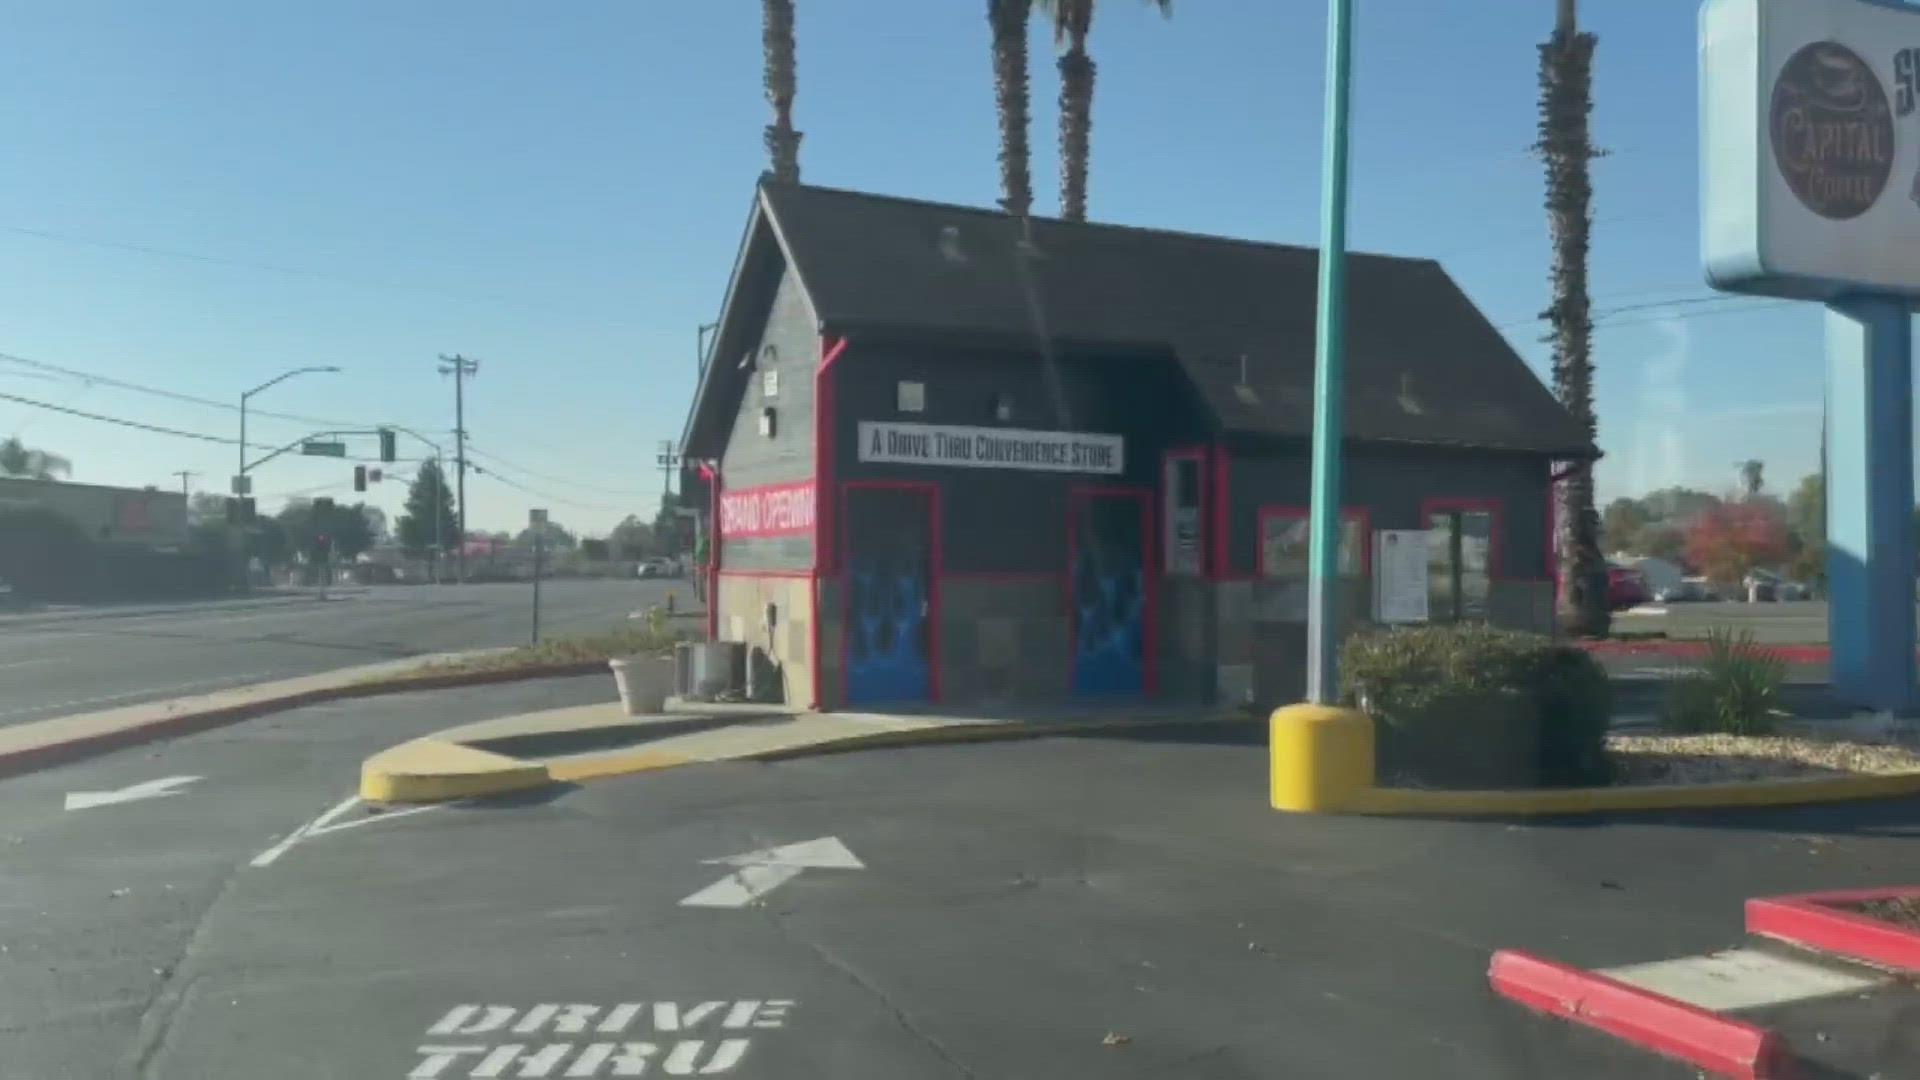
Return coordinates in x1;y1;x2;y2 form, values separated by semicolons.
0;658;608;781
1747;889;1920;973
360;714;1255;803
1487;949;1791;1080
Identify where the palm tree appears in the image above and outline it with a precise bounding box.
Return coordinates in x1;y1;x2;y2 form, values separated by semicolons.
988;0;1035;218
1539;0;1607;636
1038;0;1172;222
762;0;801;183
0;436;69;481
1738;459;1765;499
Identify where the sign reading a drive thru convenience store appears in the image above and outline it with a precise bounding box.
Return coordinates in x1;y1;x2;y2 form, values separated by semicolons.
1701;0;1920;299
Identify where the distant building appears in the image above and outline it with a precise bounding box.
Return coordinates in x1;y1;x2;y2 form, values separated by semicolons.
0;477;188;551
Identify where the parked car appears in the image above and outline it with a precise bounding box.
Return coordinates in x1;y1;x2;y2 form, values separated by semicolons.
1607;564;1652;610
1654;579;1707;603
635;558;676;579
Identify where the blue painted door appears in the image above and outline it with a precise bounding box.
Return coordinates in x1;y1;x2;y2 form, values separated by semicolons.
1070;492;1148;694
843;486;934;705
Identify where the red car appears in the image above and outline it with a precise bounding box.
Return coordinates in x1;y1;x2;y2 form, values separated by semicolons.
1606;564;1652;611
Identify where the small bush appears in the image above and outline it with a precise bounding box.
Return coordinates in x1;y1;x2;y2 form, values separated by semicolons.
1341;624;1613;787
1662;628;1784;735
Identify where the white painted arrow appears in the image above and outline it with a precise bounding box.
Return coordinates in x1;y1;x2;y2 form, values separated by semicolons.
64;776;200;811
679;836;863;908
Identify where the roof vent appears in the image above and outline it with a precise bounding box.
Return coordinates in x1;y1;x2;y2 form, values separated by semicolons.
1233;354;1260;406
937;225;967;264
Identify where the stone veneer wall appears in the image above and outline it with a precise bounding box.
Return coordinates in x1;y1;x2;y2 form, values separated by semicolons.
713;573;815;707
937;577;1071;706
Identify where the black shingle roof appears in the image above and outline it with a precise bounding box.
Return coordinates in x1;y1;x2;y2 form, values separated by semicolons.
697;182;1593;458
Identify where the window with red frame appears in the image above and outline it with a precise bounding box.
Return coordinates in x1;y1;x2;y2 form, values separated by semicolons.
1258;508;1367;578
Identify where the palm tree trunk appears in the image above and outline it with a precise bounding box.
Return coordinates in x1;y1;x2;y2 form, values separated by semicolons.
1539;0;1608;636
988;0;1033;218
1056;0;1096;221
762;0;802;183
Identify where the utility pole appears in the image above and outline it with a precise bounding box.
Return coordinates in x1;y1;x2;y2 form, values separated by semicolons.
438;354;479;583
172;470;196;497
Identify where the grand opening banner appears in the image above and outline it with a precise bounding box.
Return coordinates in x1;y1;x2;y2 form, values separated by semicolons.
718;480;816;538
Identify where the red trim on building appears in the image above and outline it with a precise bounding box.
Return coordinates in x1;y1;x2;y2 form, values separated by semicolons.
1064;485;1158;695
1162;445;1207;577
943;570;1060;582
1209;442;1230;578
810;334;848;709
716;568;813;579
1420;495;1504;578
706;463;722;641
838;480;942;707
1254;504;1372;577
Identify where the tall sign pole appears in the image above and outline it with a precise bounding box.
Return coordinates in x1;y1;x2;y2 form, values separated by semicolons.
1701;0;1920;713
1304;0;1356;706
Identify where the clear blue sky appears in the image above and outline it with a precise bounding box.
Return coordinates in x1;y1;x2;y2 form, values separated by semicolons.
0;0;1826;534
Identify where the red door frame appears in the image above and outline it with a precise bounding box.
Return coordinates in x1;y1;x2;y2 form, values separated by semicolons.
838;479;943;706
1064;485;1158;694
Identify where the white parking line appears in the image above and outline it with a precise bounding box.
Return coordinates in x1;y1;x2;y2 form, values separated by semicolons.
0;658;52;671
250;795;362;868
249;796;448;868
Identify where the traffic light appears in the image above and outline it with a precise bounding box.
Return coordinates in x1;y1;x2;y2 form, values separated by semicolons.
378;428;397;463
354;465;367;492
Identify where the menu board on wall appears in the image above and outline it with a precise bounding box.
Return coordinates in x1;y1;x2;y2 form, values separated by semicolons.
1373;529;1430;624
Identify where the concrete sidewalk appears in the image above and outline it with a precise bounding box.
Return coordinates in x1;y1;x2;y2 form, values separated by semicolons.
359;696;1251;803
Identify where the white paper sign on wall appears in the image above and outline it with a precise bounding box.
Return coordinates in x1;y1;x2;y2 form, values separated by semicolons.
1373;530;1431;625
1702;0;1920;299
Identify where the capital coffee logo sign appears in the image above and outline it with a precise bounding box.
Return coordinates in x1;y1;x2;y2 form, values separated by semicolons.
1770;41;1894;220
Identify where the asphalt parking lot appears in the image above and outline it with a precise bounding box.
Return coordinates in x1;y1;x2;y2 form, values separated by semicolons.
22;688;1920;1079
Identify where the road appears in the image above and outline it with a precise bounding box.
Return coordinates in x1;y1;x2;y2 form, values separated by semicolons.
10;679;1920;1079
0;579;695;727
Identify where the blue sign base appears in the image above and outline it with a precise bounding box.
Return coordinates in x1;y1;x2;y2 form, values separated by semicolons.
1826;296;1917;713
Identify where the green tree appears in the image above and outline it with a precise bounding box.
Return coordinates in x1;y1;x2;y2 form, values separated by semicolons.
1738;459;1765;499
0;436;70;480
762;0;801;183
1639;487;1722;528
397;459;458;561
609;514;657;561
580;537;610;561
1786;472;1826;586
517;520;577;550
1036;0;1172;221
243;518;290;570
1539;0;1607;636
277;500;375;563
1600;497;1647;555
988;0;1034;218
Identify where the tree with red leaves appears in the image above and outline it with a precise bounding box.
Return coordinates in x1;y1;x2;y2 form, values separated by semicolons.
1684;501;1789;586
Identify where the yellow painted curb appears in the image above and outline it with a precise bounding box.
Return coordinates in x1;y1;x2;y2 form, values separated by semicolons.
1342;771;1920;816
359;738;553;803
546;748;692;783
747;714;1253;762
1266;703;1920;816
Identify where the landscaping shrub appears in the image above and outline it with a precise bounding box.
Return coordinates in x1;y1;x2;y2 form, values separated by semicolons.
1662;628;1784;735
1340;624;1614;787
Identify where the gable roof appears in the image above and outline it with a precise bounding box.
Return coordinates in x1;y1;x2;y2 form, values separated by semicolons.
684;182;1594;460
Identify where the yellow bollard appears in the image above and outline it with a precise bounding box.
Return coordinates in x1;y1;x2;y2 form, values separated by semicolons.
1270;704;1375;812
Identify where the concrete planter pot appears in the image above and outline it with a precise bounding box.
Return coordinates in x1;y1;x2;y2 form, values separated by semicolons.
609;655;674;717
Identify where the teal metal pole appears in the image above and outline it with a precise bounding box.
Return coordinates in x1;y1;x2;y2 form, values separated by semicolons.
1305;0;1355;705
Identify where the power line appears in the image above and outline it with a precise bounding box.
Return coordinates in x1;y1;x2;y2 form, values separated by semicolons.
0;351;363;428
0;388;395;461
473;465;619;513
465;444;655;499
1494;292;1792;332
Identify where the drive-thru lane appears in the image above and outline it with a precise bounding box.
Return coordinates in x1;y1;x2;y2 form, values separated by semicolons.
0;675;615;1080
14;701;1917;1078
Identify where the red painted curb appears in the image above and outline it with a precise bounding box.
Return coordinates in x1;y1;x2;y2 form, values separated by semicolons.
1747;890;1920;973
1487;949;1794;1080
0;659;609;781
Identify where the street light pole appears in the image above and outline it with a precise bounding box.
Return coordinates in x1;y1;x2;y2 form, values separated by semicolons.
1304;0;1356;706
238;366;342;476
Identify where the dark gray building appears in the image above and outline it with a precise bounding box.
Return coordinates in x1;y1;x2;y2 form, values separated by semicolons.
679;182;1593;710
